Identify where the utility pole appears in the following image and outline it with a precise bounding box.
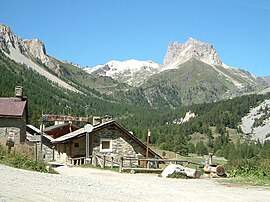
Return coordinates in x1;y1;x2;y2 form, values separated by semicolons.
84;124;93;164
40;112;44;161
146;129;151;168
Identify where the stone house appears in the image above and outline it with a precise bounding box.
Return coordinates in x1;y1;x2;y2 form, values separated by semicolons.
0;94;28;144
52;120;162;165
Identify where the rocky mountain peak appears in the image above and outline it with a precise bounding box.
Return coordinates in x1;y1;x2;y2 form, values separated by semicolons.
24;38;49;64
0;23;57;70
0;23;26;54
163;38;222;66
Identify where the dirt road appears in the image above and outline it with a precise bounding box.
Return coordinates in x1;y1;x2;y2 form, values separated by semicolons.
0;164;269;202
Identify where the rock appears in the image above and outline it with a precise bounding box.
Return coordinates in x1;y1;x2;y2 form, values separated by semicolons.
161;164;182;177
163;37;222;66
24;39;57;70
161;163;200;178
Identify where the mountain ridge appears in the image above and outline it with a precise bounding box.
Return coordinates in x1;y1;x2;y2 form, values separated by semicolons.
0;22;269;109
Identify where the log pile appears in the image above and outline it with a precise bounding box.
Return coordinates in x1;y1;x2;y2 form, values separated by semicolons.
202;153;226;178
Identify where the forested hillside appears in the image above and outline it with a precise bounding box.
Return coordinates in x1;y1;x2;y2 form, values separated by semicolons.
119;93;270;153
0;51;149;126
1;49;270;165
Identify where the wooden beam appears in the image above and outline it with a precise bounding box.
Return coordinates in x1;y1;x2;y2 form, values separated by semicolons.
122;167;163;172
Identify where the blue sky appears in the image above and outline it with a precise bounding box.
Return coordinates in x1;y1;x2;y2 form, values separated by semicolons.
1;0;270;76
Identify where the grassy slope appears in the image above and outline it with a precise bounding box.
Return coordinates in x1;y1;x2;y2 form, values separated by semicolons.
141;58;233;107
51;58;130;93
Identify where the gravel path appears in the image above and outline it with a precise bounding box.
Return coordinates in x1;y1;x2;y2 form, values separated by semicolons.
0;164;269;202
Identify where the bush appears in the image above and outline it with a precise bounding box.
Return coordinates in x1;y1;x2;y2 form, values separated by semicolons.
227;159;270;179
0;141;56;173
167;172;189;179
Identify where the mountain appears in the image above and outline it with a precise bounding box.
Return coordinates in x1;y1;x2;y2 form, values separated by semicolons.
163;37;222;69
85;37;268;107
1;22;269;109
262;76;270;84
1;22;270;146
84;59;160;86
0;23;80;92
140;58;266;107
0;23;130;96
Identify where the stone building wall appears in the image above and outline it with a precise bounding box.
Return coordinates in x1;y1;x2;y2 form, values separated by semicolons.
0;112;26;144
91;128;148;166
0;118;22;144
54;127;153;166
42;137;54;162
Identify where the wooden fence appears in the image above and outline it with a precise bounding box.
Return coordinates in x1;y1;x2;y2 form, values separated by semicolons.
68;155;203;174
119;157;202;173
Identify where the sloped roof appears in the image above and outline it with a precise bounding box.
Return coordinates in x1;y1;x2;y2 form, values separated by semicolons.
26;124;54;141
52;121;162;159
52;121;113;143
0;98;27;117
52;127;86;142
44;122;74;132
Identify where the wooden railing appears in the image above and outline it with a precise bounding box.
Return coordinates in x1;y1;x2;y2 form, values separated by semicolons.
68;155;118;167
119;157;202;173
69;157;90;166
95;155;119;168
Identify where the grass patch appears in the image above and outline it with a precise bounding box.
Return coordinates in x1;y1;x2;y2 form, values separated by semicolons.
0;141;57;174
222;159;270;187
151;145;227;165
80;163;119;172
219;176;270;187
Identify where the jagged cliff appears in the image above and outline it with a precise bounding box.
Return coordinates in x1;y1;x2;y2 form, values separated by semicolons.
0;23;79;92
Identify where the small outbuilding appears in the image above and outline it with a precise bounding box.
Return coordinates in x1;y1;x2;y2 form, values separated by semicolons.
0;87;28;144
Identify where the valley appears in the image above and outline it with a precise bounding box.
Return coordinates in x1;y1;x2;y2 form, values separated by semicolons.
1;22;270;185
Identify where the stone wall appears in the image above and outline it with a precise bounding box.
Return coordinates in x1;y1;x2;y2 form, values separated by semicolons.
0;112;26;144
91;128;147;166
42;137;54;162
0;119;22;144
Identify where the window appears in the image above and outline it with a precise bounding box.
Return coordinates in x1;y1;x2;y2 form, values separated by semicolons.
74;143;79;148
100;139;112;152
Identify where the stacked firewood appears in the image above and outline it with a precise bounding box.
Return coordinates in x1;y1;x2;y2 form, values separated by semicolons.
203;164;226;178
202;153;226;178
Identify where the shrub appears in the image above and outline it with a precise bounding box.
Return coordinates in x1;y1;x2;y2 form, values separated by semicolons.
0;141;56;173
227;159;270;179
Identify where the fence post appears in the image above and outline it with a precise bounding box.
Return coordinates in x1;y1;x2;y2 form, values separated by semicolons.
147;159;150;169
111;157;114;168
95;155;98;167
103;155;106;168
119;157;123;173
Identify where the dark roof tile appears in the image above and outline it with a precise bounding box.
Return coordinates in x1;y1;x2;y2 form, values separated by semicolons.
0;98;26;117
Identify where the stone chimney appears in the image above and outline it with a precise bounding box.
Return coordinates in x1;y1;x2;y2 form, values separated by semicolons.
15;86;23;100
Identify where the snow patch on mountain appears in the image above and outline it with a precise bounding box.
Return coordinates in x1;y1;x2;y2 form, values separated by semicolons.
84;59;161;86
